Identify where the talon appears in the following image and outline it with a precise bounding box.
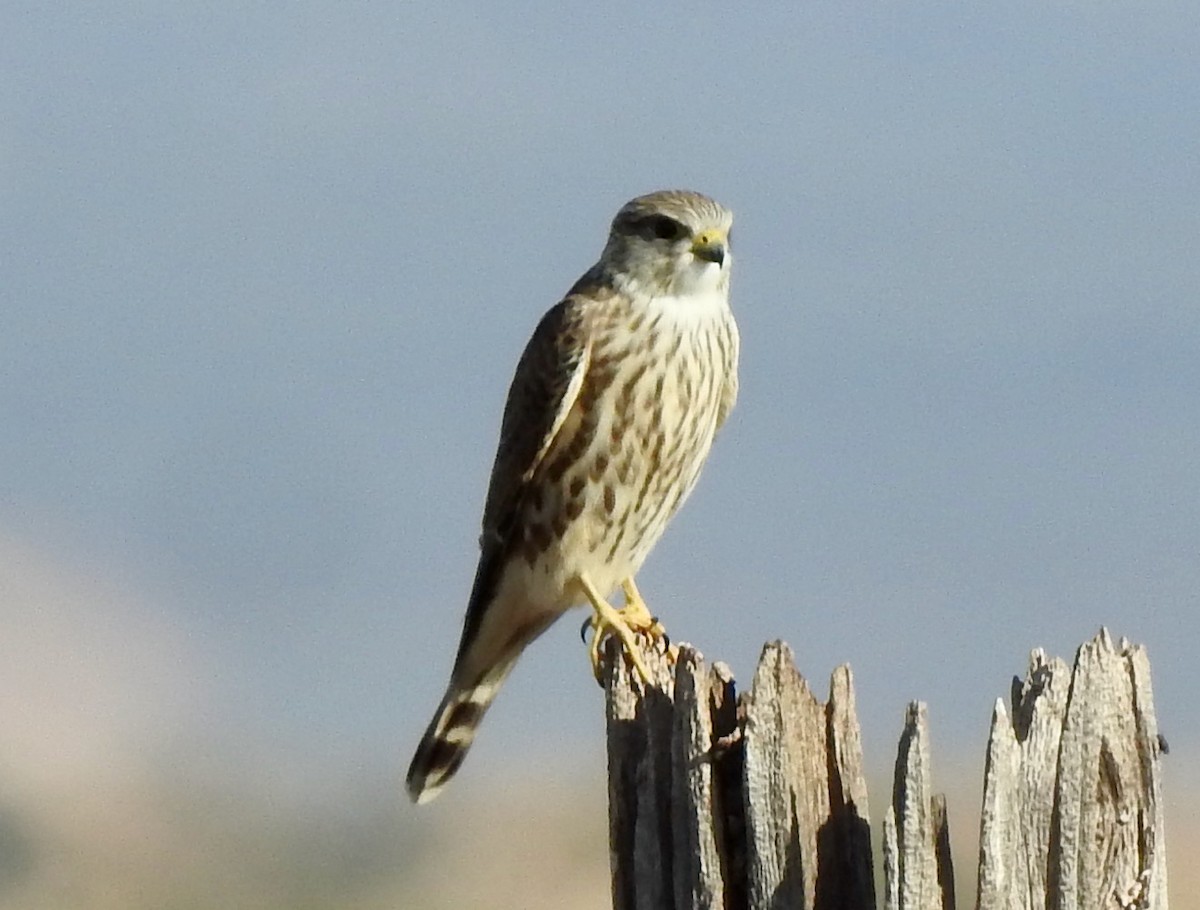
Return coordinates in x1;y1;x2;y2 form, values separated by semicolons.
579;617;592;643
578;574;653;684
575;574;680;686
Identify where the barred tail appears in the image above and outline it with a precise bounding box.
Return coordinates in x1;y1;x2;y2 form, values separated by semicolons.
408;548;558;804
405;664;513;804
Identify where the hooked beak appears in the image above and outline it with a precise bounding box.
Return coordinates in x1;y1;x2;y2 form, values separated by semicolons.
691;229;727;266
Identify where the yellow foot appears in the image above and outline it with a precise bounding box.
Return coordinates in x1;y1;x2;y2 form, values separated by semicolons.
577;575;674;685
620;578;678;664
619;578;655;627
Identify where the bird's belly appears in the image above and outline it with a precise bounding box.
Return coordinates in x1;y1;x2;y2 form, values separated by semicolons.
507;342;724;610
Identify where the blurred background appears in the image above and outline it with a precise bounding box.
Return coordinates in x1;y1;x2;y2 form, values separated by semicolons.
3;2;1197;906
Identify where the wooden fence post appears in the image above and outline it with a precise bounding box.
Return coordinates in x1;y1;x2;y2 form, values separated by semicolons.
603;629;1168;910
975;629;1168;910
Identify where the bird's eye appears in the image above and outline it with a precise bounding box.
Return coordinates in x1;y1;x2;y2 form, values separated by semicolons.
647;215;684;241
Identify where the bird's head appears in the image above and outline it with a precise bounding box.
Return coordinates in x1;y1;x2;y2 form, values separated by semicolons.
599;190;733;298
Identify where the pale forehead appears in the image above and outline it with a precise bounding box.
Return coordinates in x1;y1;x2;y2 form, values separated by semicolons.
614;190;732;230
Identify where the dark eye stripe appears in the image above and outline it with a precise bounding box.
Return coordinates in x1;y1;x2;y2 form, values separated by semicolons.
613;211;692;243
647;215;683;240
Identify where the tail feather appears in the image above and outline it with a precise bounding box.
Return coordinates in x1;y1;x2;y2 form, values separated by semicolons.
405;669;510;804
408;565;560;804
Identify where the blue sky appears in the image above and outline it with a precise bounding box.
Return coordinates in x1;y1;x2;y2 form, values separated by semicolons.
3;0;1197;853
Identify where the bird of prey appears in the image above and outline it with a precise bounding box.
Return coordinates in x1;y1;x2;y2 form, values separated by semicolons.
406;189;739;804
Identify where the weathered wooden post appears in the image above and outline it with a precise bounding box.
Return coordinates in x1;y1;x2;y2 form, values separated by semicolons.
975;630;1168;910
602;629;1168;910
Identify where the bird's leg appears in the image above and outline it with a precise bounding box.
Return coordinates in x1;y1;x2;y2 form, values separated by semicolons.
577;573;651;684
621;578;678;664
619;578;656;627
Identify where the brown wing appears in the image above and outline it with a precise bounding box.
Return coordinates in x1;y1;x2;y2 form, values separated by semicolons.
479;297;592;539
451;297;592;673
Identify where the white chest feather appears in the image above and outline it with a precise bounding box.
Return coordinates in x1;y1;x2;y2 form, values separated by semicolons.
504;282;738;610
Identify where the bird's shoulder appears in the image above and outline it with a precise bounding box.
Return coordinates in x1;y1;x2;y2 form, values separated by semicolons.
479;282;624;538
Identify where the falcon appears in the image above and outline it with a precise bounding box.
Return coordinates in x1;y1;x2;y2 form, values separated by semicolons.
406;189;739;804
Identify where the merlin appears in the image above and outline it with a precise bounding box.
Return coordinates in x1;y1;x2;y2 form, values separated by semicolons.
406;190;739;804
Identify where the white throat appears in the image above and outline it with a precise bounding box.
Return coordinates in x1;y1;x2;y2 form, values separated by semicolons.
673;256;728;297
642;283;730;330
614;255;731;317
